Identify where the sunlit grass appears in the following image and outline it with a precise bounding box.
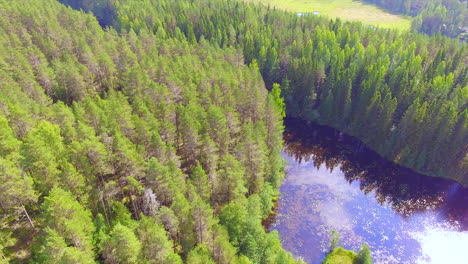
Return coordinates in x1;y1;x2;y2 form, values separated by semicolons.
244;0;412;30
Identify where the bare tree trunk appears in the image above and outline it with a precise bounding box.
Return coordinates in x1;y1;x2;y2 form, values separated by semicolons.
99;188;111;226
20;202;34;229
212;232;216;262
130;191;140;220
97;175;112;226
196;207;204;244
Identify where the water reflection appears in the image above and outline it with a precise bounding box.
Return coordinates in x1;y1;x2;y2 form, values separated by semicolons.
270;118;468;264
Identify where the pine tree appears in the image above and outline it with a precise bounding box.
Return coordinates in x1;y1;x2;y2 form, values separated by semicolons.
102;223;142;264
190;162;211;203
187;244;216;264
41;187;96;254
0;158;37;228
215;155;247;204
355;244;372;264
137;216;181;264
20;121;65;194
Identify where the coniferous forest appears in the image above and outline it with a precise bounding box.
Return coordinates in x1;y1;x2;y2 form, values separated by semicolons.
363;0;468;39
0;0;466;263
106;0;468;183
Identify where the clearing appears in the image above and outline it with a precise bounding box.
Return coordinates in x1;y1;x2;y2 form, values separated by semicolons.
245;0;412;30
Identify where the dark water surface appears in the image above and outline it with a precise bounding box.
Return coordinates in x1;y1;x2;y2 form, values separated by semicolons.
269;119;468;264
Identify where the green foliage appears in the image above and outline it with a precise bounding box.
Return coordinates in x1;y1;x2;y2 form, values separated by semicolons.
215;155;247;204
330;230;341;250
355;244;372;264
0;232;13;264
110;202;135;228
270;83;286;118
0;158;37;218
104;0;467;183
0;0;465;263
137;216;182;264
364;0;467;39
20;122;65;193
0;0;288;258
60;247;96;264
323;244;373;264
33;228;69;263
0;115;20;159
0;0;288;261
219;198;297;263
187;245;216;264
323;247;357;264
103;223;142;264
41;187;96;254
189;162;211;203
33;227;96;264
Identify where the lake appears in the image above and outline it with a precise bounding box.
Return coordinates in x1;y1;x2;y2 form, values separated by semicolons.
269;118;468;264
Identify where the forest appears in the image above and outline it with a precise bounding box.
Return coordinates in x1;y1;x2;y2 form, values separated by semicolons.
101;0;467;183
0;0;296;263
364;0;468;39
0;0;466;263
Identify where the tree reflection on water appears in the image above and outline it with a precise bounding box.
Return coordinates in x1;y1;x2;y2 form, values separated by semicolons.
283;118;468;228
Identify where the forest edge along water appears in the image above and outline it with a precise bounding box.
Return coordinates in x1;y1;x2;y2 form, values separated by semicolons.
266;118;468;264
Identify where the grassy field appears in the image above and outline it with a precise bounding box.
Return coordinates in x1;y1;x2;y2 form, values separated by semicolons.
245;0;412;30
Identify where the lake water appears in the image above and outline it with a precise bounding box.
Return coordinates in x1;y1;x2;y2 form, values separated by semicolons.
269;119;468;264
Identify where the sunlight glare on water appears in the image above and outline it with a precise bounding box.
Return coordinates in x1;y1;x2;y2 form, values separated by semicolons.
415;229;468;264
269;119;468;264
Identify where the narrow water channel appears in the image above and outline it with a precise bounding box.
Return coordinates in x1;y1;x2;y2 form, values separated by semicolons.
269;119;468;264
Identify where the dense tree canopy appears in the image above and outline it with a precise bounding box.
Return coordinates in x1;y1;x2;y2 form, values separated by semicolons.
0;0;293;263
363;0;467;39
100;0;467;183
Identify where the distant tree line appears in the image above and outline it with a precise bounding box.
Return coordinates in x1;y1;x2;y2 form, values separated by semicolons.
363;0;468;39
